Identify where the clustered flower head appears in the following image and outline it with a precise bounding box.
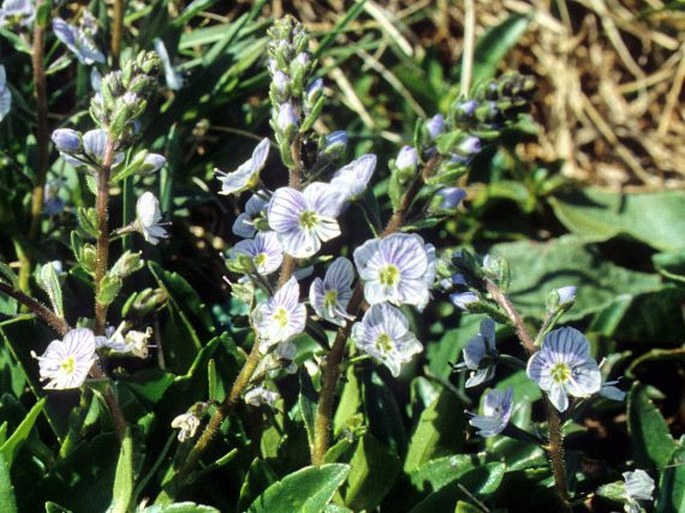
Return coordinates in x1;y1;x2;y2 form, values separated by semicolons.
32;328;97;390
527;327;602;412
354;233;436;311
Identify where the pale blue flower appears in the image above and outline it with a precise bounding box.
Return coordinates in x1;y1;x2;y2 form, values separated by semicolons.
461;319;497;388
63;129;124;169
330;154;376;201
171;412;200;442
272;70;289;95
0;0;34;28
468;387;513;437
623;469;654;502
454;99;478;119
457;136;481;156
32;328;97;390
141;153;167;174
245;386;279;408
351;303;422;377
527;327;602;412
252;277;306;352
52;17;105;65
215;138;270;196
556;286;577;306
153;37;183;90
268;182;344;258
600;381;626;402
450;291;478;310
395;145;418;174
425;114;445;140
233;193;268;238
0;65;11;122
354;233;436;311
276;102;299;132
435;187;466;210
51;128;82;154
230;231;283;276
309;257;354;326
135;192;169;245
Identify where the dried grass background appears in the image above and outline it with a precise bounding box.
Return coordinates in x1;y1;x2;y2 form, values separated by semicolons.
261;0;685;189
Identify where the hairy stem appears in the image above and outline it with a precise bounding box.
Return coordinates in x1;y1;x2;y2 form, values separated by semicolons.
159;341;263;501
94;139;116;335
19;2;50;293
111;0;125;68
0;282;68;336
310;159;437;465
486;280;571;512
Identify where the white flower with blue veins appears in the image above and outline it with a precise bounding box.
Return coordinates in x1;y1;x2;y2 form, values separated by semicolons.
252;277;306;352
623;469;654;513
309;257;355;326
353;233;436;311
468;387;513;437
330;154;377;201
233;193;269;238
229;231;283;276
351;303;422;377
268;182;344;259
135;192;169;245
32;328;97;390
52;17;105;65
0;65;11;123
0;0;34;28
527;327;602;412
461;318;498;388
215;138;270;197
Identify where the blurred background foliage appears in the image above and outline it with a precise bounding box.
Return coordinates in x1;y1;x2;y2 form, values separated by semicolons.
0;0;684;511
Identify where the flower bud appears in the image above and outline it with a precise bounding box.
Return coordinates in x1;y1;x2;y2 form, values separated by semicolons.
434;186;466;210
456;135;481;157
272;70;290;97
546;285;577;312
454;99;478;120
304;78;323;113
320;130;348;159
425;114;445;140
450;291;479;311
51;128;82;154
276;102;299;135
141;153;166;174
395;145;418;175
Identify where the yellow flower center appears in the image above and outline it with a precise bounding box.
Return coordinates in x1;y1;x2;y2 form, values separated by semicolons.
299;210;318;230
375;333;393;353
254;253;267;268
273;307;289;329
323;289;338;309
379;265;400;287
551;362;571;383
60;356;76;376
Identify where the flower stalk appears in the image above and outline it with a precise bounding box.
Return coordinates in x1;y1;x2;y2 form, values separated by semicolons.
485;279;572;513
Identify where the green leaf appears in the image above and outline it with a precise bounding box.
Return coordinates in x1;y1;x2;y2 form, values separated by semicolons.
627;383;676;471
549;188;685;252
408;463;506;512
0;262;19;290
657;446;685;513
0;454;17;513
0;397;45;467
492;235;662;321
37;263;64;319
138;502;219;513
343;434;400;511
364;371;407;455
404;389;466;471
333;366;362;436
470;14;531;86
44;502;73;513
299;369;318;450
246;464;350;513
109;429;133;513
454;502;482;513
238;459;277;513
408;454;484;493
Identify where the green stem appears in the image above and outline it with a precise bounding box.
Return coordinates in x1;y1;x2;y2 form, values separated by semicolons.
111;0;125;68
157;341;263;502
485;280;571;512
20;0;50;293
94;138;116;335
310;157;439;466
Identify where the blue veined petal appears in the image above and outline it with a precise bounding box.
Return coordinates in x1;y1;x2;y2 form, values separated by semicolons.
330;154;377;201
468;387;513;437
623;469;655;501
216;138;270;196
465;367;495;388
547;382;569;412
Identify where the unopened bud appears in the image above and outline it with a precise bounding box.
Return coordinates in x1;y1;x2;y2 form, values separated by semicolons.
51;129;82;154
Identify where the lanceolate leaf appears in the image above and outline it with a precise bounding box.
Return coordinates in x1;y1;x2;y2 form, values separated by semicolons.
628;384;676;471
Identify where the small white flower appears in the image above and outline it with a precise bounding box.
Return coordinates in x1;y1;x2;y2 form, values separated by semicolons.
461;319;498;388
100;322;152;359
330;154;377;201
351;303;422;377
245;386;279;408
229;231;283;276
32;328;97;390
623;469;654;513
527;327;602;412
468;387;514;438
171;412;200;442
135;192;169;245
251;277;306;352
309;257;355;326
215;138;270;196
